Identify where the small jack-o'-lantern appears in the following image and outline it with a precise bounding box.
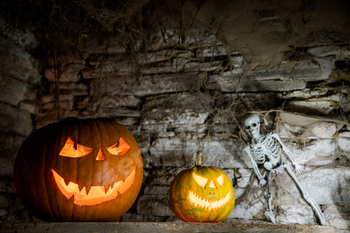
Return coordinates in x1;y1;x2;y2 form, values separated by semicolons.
14;117;143;222
170;152;235;222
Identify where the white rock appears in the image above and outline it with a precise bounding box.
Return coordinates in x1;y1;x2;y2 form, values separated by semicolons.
228;189;264;219
323;205;350;230
275;167;350;206
307;45;341;57
339;132;350;138
287;100;335;115
280;139;334;166
235;168;253;189
338;138;350;152
312;122;337;138
276;205;316;225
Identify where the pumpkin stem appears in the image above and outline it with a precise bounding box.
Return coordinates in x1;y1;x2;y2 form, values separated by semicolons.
195;151;202;166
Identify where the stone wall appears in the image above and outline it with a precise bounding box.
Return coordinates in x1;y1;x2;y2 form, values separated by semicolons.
0;24;349;232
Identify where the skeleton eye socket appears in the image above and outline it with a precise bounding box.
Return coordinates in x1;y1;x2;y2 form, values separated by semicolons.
245;125;250;130
252;123;257;127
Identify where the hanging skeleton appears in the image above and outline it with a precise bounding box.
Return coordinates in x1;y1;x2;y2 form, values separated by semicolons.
241;113;326;225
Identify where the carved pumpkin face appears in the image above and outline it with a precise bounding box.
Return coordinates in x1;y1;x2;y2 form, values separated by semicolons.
14;117;143;222
170;166;235;222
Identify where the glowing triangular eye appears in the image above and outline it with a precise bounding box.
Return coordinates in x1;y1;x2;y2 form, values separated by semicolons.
59;137;93;158
216;174;225;186
192;173;208;188
106;137;131;156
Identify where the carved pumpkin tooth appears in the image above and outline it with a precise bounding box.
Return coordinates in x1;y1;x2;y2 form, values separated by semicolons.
78;185;84;192
104;185;110;194
110;183;114;189
68;195;74;203
85;186;92;195
64;179;70;187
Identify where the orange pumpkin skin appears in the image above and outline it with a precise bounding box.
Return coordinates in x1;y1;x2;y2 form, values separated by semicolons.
170;166;234;223
14;117;143;222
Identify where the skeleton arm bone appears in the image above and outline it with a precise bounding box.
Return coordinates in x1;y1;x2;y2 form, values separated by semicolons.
245;146;267;187
271;133;304;175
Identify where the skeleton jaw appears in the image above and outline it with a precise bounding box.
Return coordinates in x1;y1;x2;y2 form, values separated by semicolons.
249;126;260;139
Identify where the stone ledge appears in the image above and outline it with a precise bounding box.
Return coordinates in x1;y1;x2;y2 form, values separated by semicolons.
0;222;335;233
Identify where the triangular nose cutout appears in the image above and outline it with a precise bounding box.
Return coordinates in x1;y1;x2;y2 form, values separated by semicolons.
95;149;106;160
209;180;216;189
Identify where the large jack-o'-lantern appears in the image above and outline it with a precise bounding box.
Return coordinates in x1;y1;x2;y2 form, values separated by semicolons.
170;152;235;222
14;117;143;222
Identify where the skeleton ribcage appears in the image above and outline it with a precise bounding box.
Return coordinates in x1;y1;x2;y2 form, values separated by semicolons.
250;134;282;164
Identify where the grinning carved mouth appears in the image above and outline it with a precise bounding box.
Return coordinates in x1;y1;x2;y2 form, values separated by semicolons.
188;189;232;210
52;168;136;206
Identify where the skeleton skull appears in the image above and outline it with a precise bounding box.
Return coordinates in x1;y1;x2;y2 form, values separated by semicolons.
242;114;261;139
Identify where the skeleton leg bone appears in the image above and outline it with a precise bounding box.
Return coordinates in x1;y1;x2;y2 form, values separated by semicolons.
264;171;276;224
285;164;326;226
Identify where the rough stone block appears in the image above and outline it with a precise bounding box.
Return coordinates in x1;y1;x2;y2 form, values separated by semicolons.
0;74;36;106
142;124;176;138
149;138;250;168
0;44;41;83
136;194;174;216
143;92;212;112
275;167;350;206
142;109;209;125
143;186;169;195
42;101;71;111
0;157;14;176
0;103;33;136
98;73;205;97
287;139;335;166
278;87;328;99
287;100;336;115
307;45;341;57
197;44;232;57
338;132;350;152
276;205;317;225
0;179;16;193
57;82;89;95
209;77;307;92
45;60;85;82
311;122;337;138
96;108;141;118
0;134;26;158
228;188;264;219
19;101;39;114
41;93;72;104
99;95;142;108
217;57;334;82
147;168;185;186
323;205;350;230
184;60;222;72
0;193;9;209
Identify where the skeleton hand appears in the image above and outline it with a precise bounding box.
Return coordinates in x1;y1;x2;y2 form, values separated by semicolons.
259;178;267;187
294;164;304;175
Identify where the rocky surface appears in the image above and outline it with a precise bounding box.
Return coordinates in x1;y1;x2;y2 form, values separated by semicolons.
0;19;349;233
